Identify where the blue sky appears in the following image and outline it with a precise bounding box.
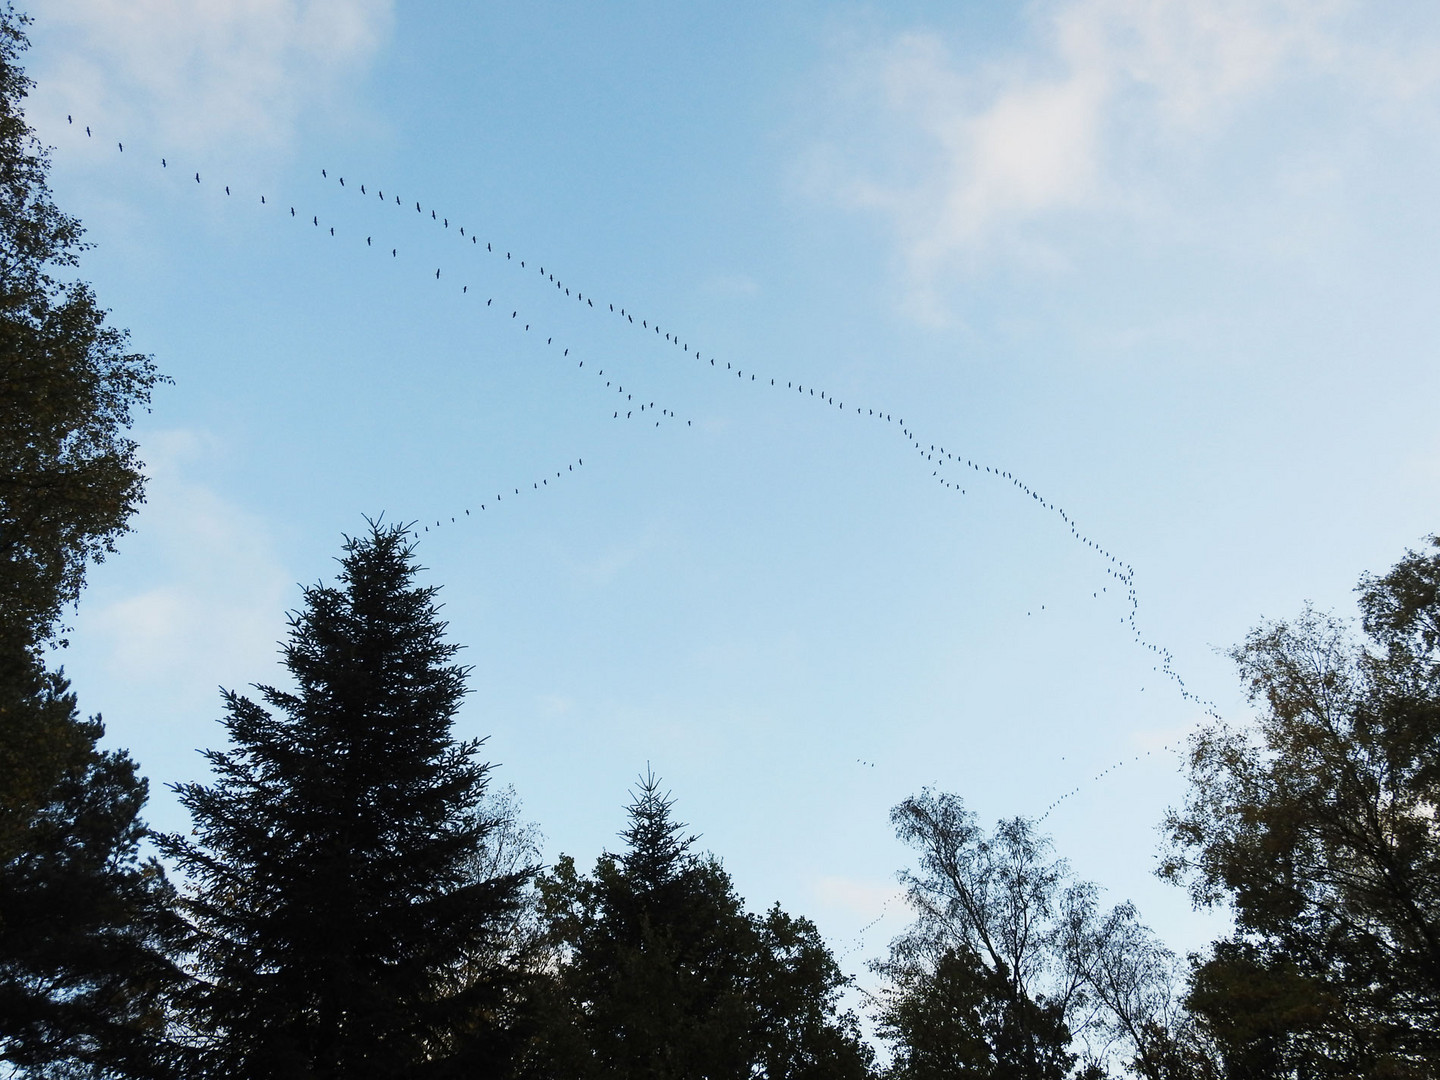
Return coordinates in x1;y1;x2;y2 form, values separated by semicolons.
26;0;1440;988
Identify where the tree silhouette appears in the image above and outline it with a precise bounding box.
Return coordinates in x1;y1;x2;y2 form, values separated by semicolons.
0;8;180;1075
1163;536;1440;1077
160;522;533;1079
527;770;873;1080
879;791;1187;1078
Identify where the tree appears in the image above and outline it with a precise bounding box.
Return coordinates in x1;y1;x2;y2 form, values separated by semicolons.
878;791;1187;1079
877;944;1078;1080
0;0;165;858
526;771;874;1080
1161;536;1440;1077
0;7;180;1075
157;522;535;1079
0;667;186;1080
0;5;165;660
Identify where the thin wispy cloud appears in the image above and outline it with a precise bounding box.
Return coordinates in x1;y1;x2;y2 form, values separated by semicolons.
805;0;1440;318
29;0;393;155
76;429;292;705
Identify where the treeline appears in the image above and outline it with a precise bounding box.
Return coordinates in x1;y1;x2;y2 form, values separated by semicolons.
3;8;1439;1077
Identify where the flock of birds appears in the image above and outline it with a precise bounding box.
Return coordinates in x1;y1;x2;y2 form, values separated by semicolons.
63;115;1224;948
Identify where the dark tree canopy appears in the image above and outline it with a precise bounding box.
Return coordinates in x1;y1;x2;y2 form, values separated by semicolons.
0;669;186;1079
527;771;873;1080
159;523;533;1080
877;945;1077;1080
0;6;165;657
0;8;180;1077
0;0;164;858
1162;536;1440;1077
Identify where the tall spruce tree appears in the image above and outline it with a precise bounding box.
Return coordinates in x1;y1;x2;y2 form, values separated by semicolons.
158;522;533;1079
527;771;874;1080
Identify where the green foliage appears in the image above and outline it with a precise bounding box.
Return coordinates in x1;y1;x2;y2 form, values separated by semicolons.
158;523;534;1080
526;771;874;1080
1162;536;1440;1077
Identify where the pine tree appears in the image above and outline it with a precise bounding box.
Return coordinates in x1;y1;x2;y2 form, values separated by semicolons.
529;771;873;1080
158;522;533;1079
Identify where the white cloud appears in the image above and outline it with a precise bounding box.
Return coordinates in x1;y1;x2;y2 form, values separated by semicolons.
78;429;292;697
808;0;1440;309
28;0;393;155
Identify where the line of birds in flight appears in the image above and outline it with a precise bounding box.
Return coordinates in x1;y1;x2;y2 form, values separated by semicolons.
62;115;1223;837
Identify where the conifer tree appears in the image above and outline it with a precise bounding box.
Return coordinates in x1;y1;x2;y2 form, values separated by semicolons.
0;667;185;1079
159;522;533;1079
529;771;873;1080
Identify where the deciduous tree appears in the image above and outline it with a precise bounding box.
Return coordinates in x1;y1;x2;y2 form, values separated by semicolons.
0;7;179;1075
879;791;1188;1078
1162;536;1440;1077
